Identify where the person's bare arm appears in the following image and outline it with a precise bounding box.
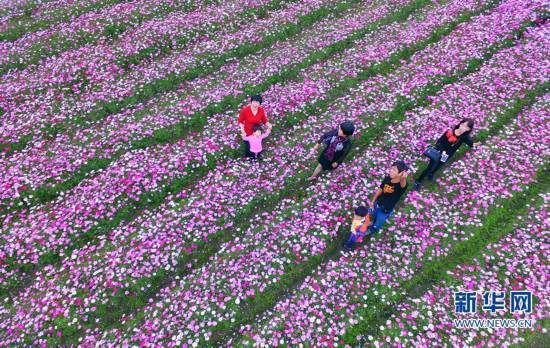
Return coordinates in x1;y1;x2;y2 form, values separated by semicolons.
369;189;383;208
400;171;408;188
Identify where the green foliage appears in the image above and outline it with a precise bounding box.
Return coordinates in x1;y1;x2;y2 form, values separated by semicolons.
41;32;548;347
1;0;125;42
2;5;545;346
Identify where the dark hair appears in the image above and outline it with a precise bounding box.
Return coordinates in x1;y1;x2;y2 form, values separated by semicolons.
340;120;355;136
392;160;409;173
252;124;263;133
453;118;474;135
250;94;263;104
355;205;368;217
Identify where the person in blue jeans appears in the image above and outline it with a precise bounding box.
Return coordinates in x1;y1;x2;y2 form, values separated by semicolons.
366;160;409;235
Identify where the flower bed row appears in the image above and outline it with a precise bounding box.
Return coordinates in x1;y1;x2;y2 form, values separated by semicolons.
0;0;282;77
0;0;517;289
229;76;549;347
0;0;131;41
2;0;296;72
0;0;43;23
0;0;347;144
0;0;438;206
0;8;546;346
0;0;77;23
367;194;548;347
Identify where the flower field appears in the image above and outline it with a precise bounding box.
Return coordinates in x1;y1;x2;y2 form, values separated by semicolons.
0;0;548;346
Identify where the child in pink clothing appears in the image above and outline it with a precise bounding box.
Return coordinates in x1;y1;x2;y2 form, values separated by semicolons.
241;123;272;160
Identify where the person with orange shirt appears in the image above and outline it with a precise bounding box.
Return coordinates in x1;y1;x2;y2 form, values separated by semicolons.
343;205;372;251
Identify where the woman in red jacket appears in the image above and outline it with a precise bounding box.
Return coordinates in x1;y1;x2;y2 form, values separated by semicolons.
238;94;271;157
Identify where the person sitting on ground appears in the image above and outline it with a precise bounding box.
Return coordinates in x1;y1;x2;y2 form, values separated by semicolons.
308;120;355;180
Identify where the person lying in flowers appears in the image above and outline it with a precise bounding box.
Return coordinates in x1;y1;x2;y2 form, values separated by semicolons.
413;118;480;191
308;120;355;180
238;94;272;158
365;160;409;236
241;123;272;161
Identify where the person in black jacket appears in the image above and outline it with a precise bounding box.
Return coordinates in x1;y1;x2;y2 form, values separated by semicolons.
413;118;479;190
307;121;355;180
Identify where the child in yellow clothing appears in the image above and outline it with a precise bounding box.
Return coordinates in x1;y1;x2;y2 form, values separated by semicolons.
343;206;371;251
